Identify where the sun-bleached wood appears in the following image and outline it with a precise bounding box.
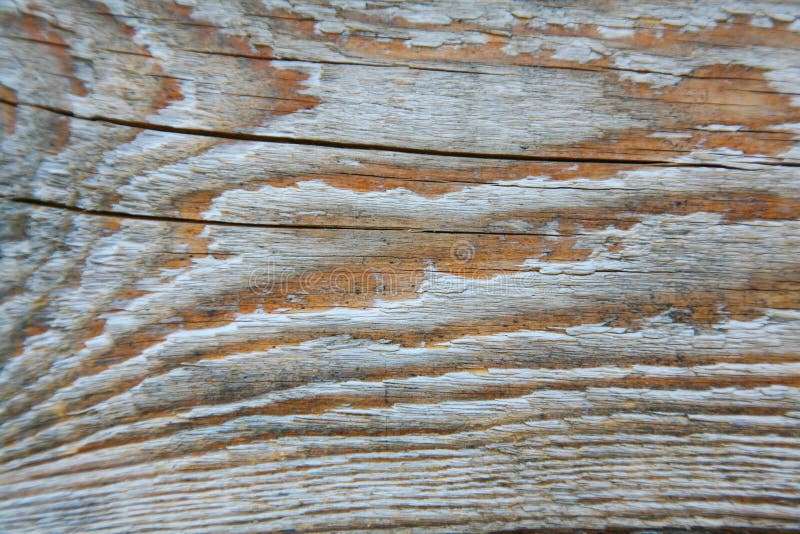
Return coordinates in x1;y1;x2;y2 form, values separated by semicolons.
3;0;800;164
1;0;800;532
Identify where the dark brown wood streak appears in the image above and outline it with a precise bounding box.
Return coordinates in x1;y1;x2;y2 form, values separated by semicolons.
1;1;800;532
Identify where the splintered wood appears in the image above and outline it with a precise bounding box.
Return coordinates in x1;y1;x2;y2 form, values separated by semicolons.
1;1;800;532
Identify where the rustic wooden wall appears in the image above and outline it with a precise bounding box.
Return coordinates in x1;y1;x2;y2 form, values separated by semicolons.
1;0;800;531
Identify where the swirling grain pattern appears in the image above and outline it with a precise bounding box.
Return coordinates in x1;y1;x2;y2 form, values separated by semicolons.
1;0;800;532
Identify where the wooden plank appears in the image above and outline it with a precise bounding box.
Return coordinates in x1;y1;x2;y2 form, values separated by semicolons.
1;0;800;163
1;198;800;531
4;108;800;232
1;0;800;532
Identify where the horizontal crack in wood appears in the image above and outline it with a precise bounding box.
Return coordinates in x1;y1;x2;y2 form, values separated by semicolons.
3;98;786;170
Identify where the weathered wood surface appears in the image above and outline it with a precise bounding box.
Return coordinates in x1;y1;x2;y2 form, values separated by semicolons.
1;0;800;532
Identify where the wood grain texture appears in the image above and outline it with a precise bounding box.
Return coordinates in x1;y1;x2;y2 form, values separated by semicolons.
1;0;800;532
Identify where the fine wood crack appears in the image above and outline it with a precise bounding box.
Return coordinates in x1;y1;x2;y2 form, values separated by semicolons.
2;98;780;170
2;196;578;237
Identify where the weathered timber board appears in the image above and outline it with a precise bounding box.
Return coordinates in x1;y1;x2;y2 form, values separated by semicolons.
1;0;800;532
2;0;800;164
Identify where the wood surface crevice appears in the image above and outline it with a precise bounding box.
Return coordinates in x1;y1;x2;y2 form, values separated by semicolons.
4;97;776;169
0;196;589;237
2;0;800;531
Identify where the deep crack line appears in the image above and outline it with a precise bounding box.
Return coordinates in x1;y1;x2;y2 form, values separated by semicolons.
2;196;576;237
2;98;789;170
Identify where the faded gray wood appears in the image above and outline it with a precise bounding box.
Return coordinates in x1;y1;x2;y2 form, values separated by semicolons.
1;0;800;532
